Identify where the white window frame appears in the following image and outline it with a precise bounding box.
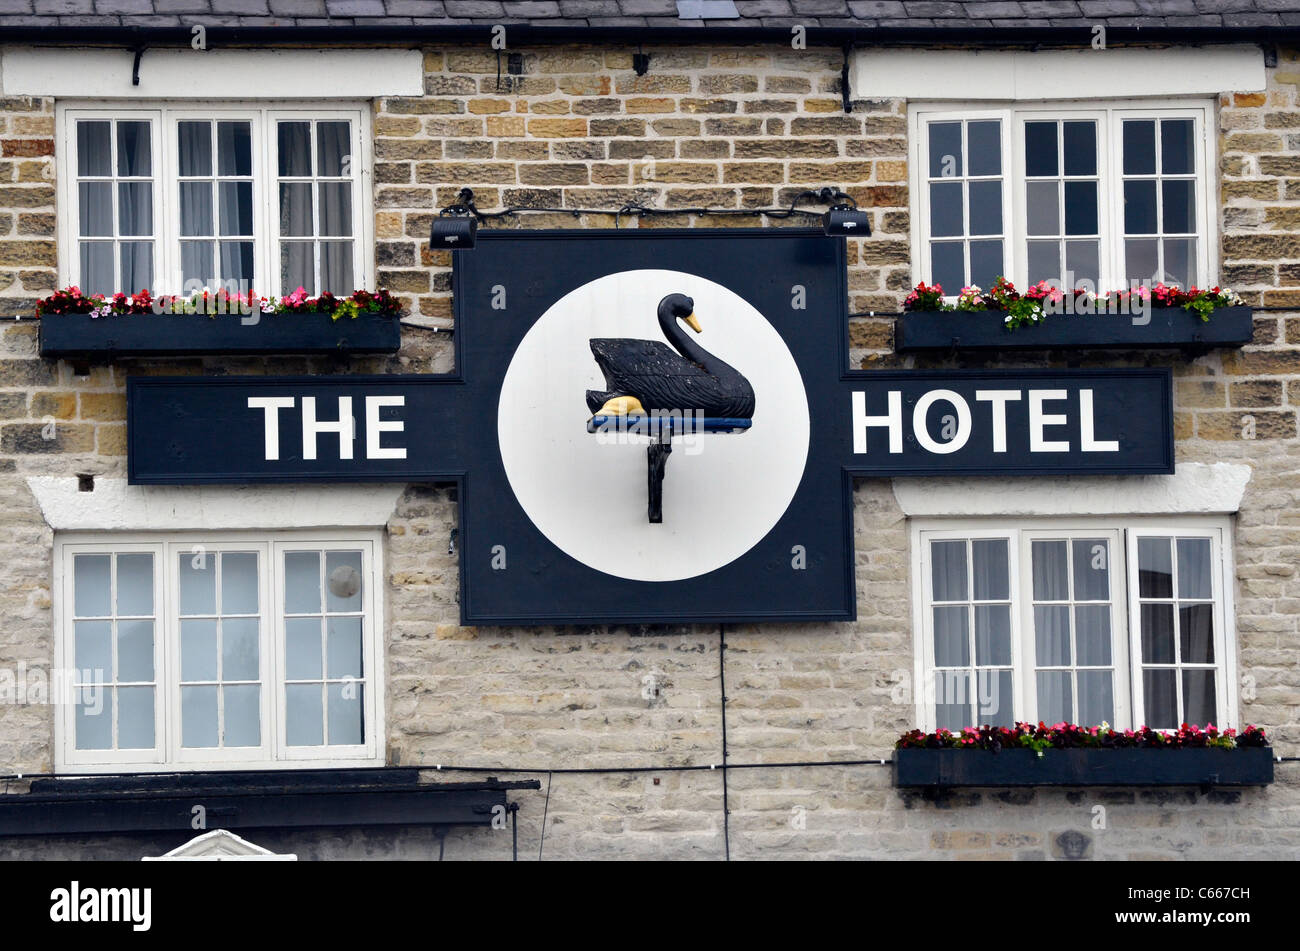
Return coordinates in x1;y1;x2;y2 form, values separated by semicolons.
54;529;385;773
909;99;1218;295
56;101;373;298
910;516;1237;733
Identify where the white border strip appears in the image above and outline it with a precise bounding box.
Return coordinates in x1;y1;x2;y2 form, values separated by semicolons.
850;45;1264;101
1;48;424;99
891;462;1251;517
28;477;406;531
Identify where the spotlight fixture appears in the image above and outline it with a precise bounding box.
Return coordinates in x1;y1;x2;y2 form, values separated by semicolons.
816;188;871;237
431;187;480;250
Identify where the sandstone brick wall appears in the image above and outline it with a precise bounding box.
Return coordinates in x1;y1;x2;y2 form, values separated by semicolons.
0;41;1298;860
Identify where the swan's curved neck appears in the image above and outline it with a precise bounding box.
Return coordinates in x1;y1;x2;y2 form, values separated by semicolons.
659;305;714;369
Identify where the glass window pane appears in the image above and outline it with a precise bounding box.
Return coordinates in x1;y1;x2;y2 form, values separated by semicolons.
284;551;321;614
327;616;363;680
78;182;113;237
1182;669;1217;727
117;686;154;749
974;605;1010;666
181;241;213;287
181;685;218;748
318;182;352;237
116;619;154;682
75;687;112;750
1065;240;1100;288
931;540;967;601
1163;238;1195;287
979;669;1013;727
221;552;259;614
1123;119;1156;175
116;553;153;616
1138;537;1173;598
321;242;355;296
75;620;112;681
1176;538;1212;599
316;121;351;177
278;121;312;176
929;181;963;238
74;554;111;617
279;182;313;236
120;242;152;292
1140;603;1175;664
1034;605;1071;666
281;242;315;296
1124;180;1157;234
935;671;970;731
179;181;213;237
286;683;324;746
223;684;261;747
177;121;212;177
971;538;1008;600
1024;121;1058;177
1075;605;1112;666
1179;603;1215;664
325;551;364;613
117;120;152;176
1064;181;1097;235
933;606;969;667
178;551;217;615
929;242;963;292
1161;179;1195;234
967;120;1001;176
967;180;1002;236
1143;668;1177;729
1062;121;1096;176
969;240;1002;289
77;120;112;176
222;617;260;682
1027;241;1061;285
181;618;218;682
286;617;323;680
1032;541;1068;601
1036;670;1072;725
220;242;255;286
1125;238;1159;285
928;122;961;178
217;121;253;176
1161;118;1195;175
219;181;254;236
1026;181;1059;236
1077;670;1114;727
80;243;114;296
327;682;364;745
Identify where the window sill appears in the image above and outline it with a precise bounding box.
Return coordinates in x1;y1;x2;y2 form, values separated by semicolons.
0;768;542;837
38;310;400;361
893;747;1274;788
894;306;1255;353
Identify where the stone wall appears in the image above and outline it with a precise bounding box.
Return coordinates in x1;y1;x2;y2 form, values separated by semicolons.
0;41;1297;860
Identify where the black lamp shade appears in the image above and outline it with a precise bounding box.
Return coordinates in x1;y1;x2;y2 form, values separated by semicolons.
431;216;477;249
823;206;871;236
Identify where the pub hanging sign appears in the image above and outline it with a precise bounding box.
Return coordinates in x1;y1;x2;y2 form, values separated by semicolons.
127;230;1173;625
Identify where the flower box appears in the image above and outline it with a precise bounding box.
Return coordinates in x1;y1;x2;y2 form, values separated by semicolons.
38;310;401;360
894;306;1255;353
892;747;1274;788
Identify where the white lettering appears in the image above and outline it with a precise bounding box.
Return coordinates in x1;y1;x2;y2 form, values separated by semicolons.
1079;389;1119;452
247;396;294;461
1029;389;1070;452
912;389;971;454
852;390;903;454
301;396;355;461
365;396;407;460
975;390;1022;453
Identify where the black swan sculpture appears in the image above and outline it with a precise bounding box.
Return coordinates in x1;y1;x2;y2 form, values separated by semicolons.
586;293;756;420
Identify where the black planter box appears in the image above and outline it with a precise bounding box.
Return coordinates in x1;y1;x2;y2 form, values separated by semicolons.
894;306;1255;353
893;747;1274;788
38;310;401;360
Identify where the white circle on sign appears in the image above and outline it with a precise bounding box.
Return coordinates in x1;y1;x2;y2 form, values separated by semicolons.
496;268;810;582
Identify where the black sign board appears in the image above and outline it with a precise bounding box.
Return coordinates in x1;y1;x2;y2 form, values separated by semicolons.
127;230;1174;625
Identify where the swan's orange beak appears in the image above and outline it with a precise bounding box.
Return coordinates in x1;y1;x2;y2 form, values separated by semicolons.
683;312;702;333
